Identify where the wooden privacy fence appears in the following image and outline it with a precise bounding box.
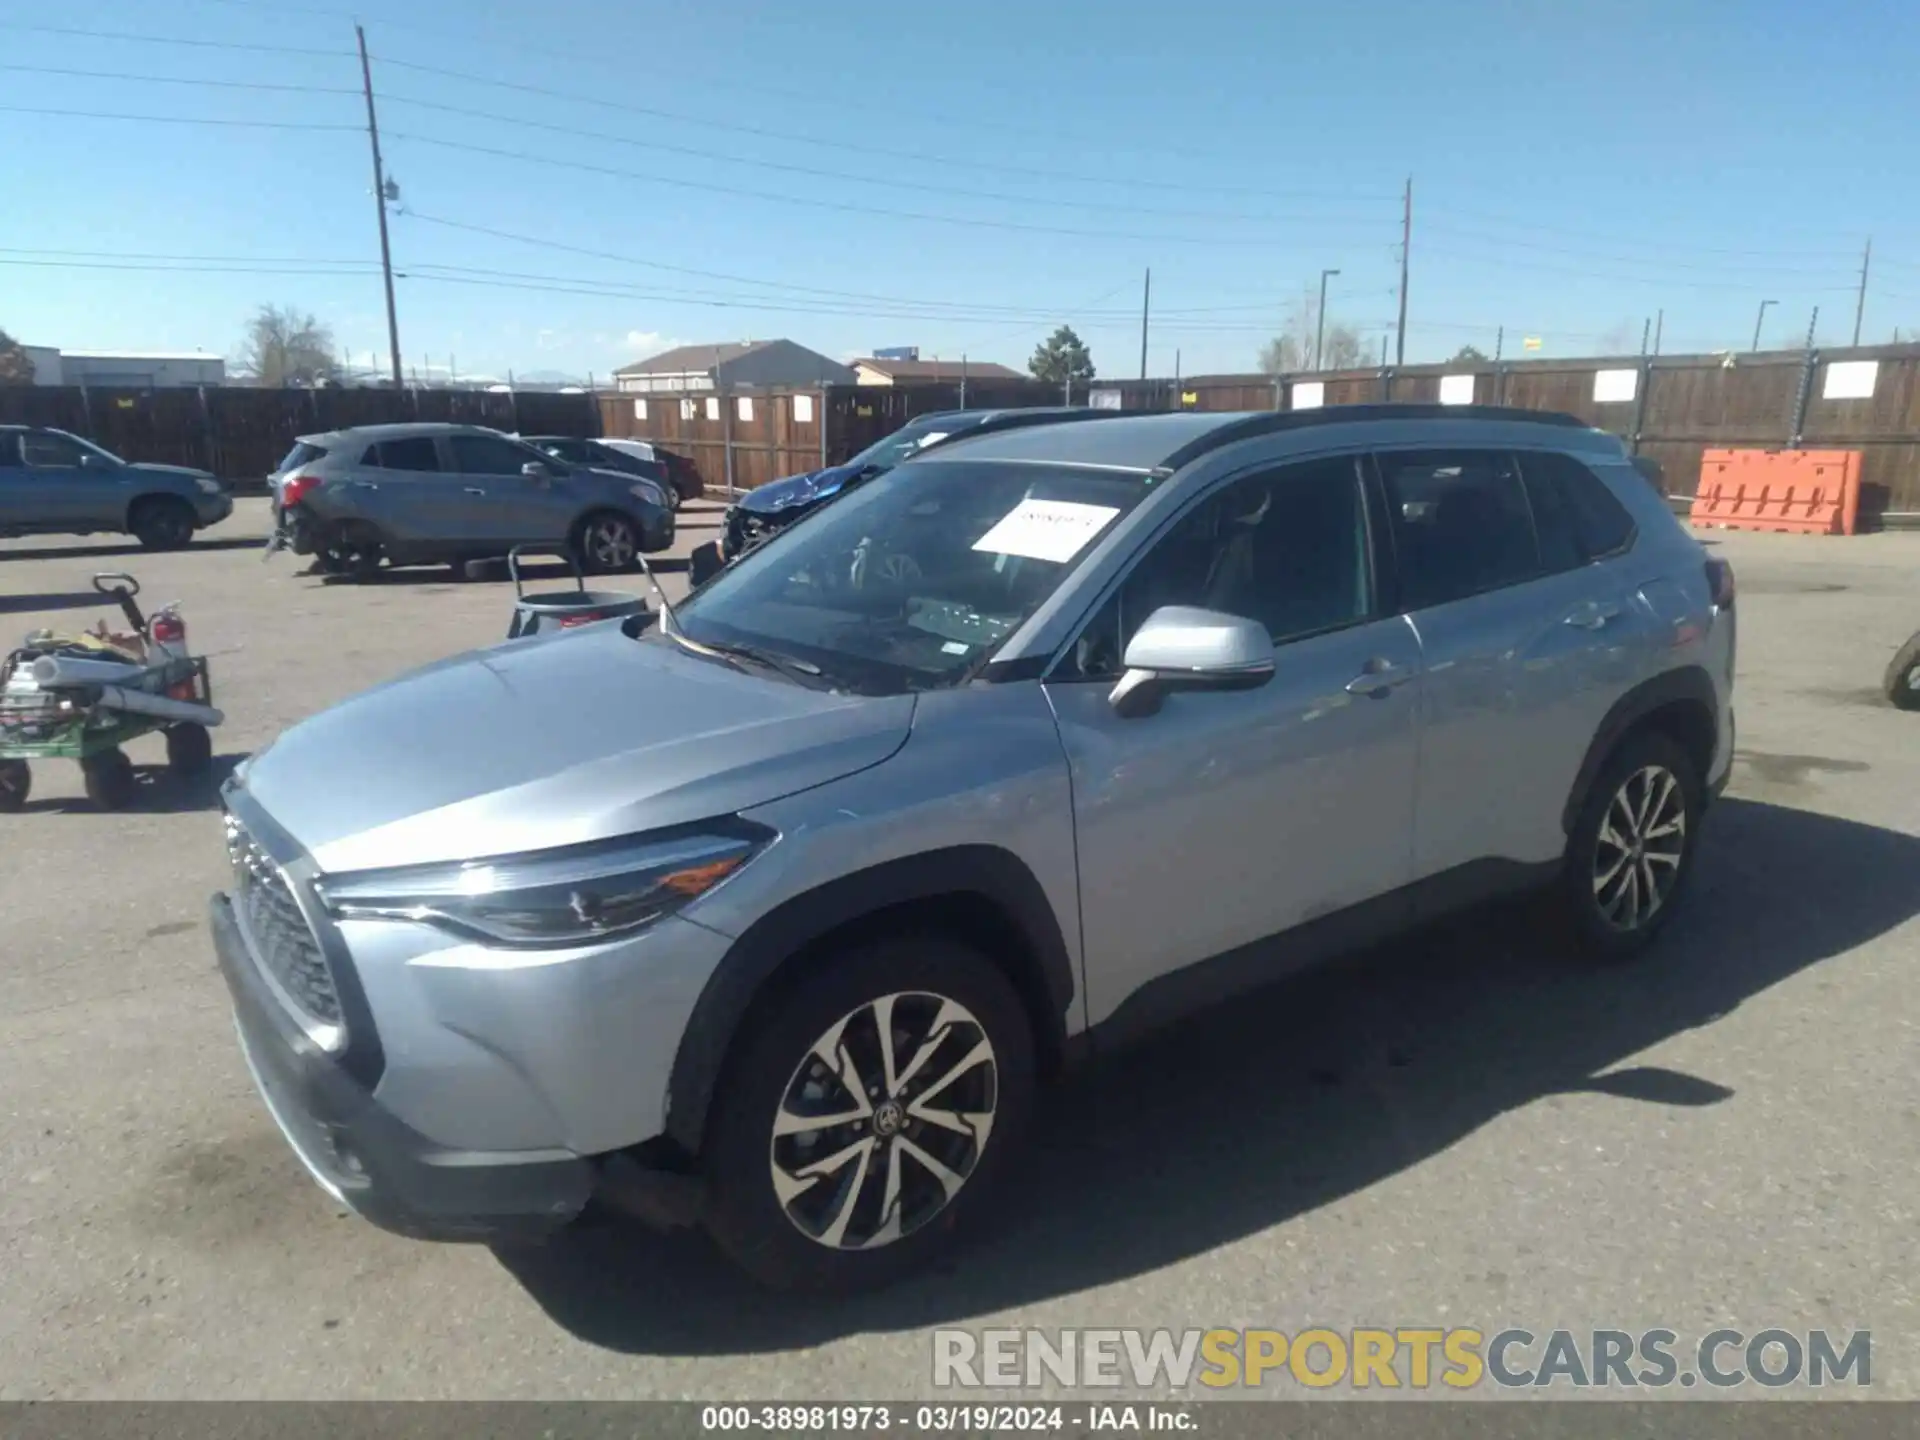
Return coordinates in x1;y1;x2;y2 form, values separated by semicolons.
1089;342;1920;522
0;386;601;488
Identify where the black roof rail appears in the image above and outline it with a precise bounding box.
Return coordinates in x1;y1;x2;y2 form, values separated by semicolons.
1157;402;1594;473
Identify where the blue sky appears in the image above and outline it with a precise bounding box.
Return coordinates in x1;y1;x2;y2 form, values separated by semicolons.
4;0;1918;382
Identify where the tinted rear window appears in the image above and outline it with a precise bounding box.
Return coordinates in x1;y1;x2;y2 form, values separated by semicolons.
1523;451;1637;562
376;437;441;472
279;442;327;471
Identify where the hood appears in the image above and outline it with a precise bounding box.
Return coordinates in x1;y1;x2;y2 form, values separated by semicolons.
741;462;861;514
127;461;216;483
238;624;914;873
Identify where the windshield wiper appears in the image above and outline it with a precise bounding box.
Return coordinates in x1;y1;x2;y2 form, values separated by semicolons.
670;632;828;687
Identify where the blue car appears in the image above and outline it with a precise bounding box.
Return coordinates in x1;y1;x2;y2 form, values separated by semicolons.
698;408;1110;585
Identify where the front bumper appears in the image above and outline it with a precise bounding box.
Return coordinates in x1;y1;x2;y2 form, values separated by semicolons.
198;493;234;528
210;892;594;1242
641;507;675;554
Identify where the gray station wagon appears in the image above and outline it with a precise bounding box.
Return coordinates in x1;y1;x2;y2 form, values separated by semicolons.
0;425;231;548
212;404;1735;1292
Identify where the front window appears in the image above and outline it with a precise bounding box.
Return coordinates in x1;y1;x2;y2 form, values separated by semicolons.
29;430;123;468
842;416;970;474
673;459;1155;694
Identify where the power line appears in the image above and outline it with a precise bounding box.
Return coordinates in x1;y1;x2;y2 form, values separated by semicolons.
1418;202;1862;261
1419;221;1855;277
0;62;359;94
1417;243;1857;294
0;22;352;57
375;91;1380;227
386;132;1325;248
371;54;1391;206
0;103;358;131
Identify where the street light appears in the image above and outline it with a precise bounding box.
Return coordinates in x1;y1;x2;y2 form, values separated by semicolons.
1315;268;1342;371
1752;299;1777;353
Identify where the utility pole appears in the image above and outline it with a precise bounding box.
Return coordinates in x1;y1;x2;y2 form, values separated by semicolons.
960;354;968;408
1139;268;1151;381
1640;317;1651;356
1752;299;1777;353
1654;309;1664;356
356;25;403;391
1853;238;1871;347
1395;176;1411;367
1495;326;1504;363
1315;267;1341;371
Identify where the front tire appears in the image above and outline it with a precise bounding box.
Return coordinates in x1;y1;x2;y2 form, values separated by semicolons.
165;722;213;776
130;497;196;551
1558;730;1703;962
1885;633;1920;711
703;936;1035;1293
576;511;640;574
0;759;30;811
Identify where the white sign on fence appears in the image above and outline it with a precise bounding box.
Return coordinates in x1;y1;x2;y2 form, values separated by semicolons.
704;396;720;421
1593;368;1638;403
737;396;754;422
633;398;648;420
1823;360;1879;400
1291;381;1325;410
793;393;814;423
1089;389;1123;410
1438;374;1476;405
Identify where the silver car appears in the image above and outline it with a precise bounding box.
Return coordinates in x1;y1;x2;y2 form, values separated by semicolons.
211;405;1736;1291
267;422;673;578
0;425;232;548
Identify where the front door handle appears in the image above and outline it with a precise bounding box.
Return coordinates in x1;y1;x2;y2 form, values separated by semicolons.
352;481;380;490
1345;660;1415;697
463;486;487;496
1565;601;1622;630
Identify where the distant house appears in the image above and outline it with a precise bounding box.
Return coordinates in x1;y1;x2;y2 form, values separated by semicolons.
614;340;854;394
851;356;1024;386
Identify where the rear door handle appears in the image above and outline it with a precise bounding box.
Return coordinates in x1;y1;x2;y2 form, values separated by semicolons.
352;481;380;490
463;487;487;496
1345;660;1415;697
1565;601;1622;630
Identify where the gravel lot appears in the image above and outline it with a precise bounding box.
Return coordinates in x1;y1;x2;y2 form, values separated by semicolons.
2;498;1917;1400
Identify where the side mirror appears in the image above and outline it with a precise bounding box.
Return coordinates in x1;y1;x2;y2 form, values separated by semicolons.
688;540;725;588
521;461;553;482
1107;606;1274;718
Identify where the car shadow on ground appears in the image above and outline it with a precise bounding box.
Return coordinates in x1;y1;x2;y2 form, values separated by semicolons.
8;752;241;814
0;536;265;563
0;590;125;616
312;558;689;588
495;796;1920;1353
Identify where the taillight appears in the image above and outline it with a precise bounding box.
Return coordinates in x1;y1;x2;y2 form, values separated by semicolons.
558;612;606;629
1705;556;1736;608
281;473;320;509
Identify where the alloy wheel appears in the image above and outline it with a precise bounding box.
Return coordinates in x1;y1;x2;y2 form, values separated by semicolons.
585;516;637;571
769;991;998;1251
1592;764;1687;931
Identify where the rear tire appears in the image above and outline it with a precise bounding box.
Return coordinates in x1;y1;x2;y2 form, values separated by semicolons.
81;748;137;810
575;511;640;574
130;497;195;551
1557;729;1703;962
165;722;213;776
319;525;384;581
702;935;1035;1293
1885;632;1920;711
0;759;30;811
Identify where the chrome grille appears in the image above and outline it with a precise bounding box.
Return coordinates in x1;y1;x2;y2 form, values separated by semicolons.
224;812;342;1029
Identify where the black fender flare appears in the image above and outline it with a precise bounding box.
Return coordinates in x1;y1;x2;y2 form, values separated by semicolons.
1560;664;1719;834
663;845;1076;1153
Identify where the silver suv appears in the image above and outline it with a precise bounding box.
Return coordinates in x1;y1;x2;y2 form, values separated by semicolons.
210;406;1736;1291
266;422;673;578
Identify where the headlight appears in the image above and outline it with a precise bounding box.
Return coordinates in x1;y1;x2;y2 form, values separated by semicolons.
194;476;224;495
315;821;772;948
630;480;668;509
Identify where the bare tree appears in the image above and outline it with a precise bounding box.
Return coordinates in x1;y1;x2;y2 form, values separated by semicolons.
1595;319;1639;356
1451;344;1490;364
236;305;338;386
1258;284;1367;374
0;327;35;385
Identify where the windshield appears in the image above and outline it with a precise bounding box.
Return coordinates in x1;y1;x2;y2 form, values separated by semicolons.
672;459;1152;695
840;416;974;474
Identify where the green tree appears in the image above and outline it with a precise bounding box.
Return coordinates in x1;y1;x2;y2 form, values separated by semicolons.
1451;344;1490;364
236;304;338;386
0;327;36;385
1029;325;1095;391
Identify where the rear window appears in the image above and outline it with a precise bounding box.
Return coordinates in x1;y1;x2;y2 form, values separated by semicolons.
279;442;327;471
1522;451;1637;563
374;437;441;472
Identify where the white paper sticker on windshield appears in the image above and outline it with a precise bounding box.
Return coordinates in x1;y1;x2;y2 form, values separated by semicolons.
914;432;950;449
972;499;1121;563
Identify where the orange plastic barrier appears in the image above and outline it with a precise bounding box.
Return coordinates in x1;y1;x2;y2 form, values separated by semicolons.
1690;448;1862;535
